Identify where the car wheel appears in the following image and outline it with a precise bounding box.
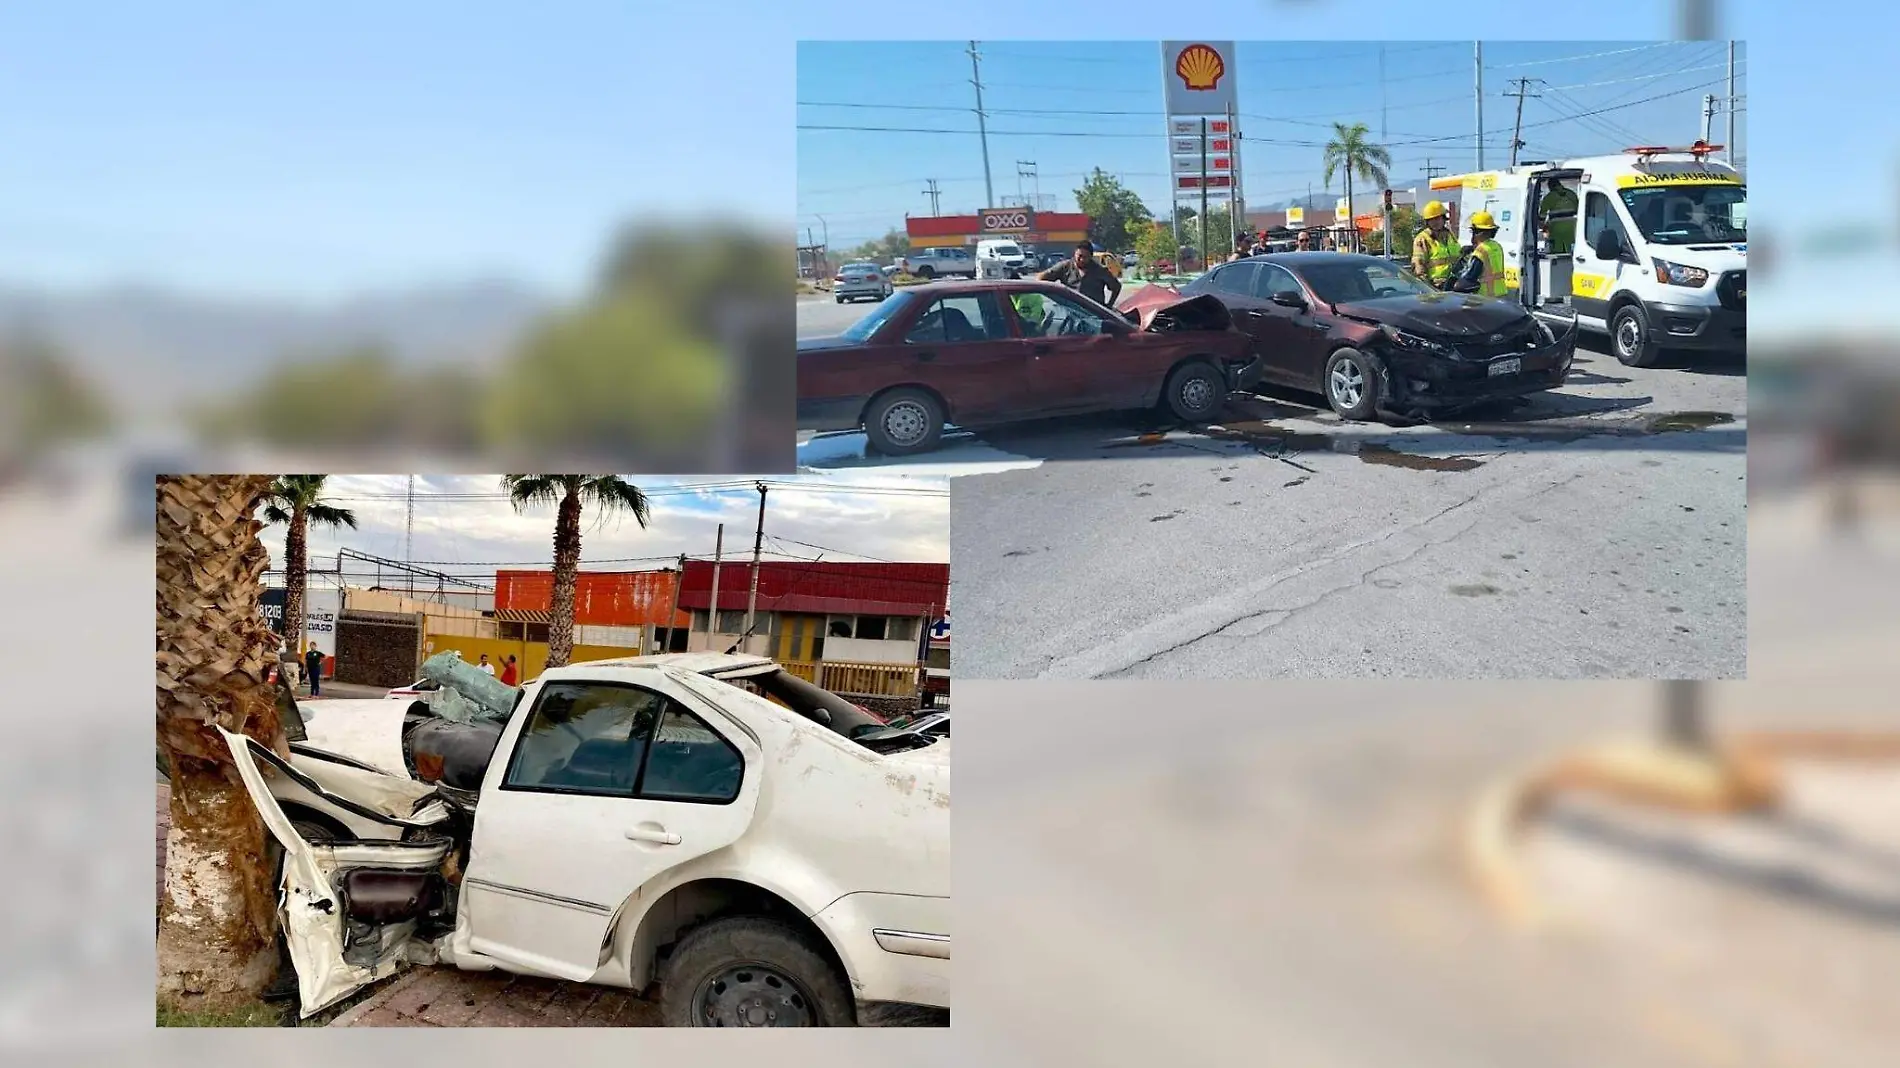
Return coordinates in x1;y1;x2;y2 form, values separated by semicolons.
663;916;855;1027
1162;361;1226;422
834;295;844;304
914;266;935;280
863;388;944;455
1610;303;1663;367
1323;347;1381;420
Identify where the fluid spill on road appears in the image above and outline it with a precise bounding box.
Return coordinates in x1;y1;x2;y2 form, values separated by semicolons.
1358;444;1485;472
1449;583;1502;597
1645;411;1734;433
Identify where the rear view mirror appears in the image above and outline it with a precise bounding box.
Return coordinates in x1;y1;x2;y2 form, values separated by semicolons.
1592;230;1624;260
1270;291;1306;309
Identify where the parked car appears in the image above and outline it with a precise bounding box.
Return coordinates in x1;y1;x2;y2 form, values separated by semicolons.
1121;252;1139;268
1179;252;1579;420
797;280;1259;454
229;652;948;1026
898;247;977;280
833;261;894;304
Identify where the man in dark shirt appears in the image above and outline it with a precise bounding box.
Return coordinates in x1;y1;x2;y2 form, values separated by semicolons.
1038;240;1122;309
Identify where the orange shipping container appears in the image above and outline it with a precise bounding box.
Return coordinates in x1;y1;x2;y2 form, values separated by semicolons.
494;569;689;628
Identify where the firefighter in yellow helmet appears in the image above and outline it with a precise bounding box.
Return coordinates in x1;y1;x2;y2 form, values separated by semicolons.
1411;201;1459;288
1468;210;1509;298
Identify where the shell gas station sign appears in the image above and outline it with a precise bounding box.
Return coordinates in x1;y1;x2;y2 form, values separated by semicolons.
1162;42;1241;208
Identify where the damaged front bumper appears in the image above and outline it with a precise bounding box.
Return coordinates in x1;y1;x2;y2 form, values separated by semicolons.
1376;322;1577;412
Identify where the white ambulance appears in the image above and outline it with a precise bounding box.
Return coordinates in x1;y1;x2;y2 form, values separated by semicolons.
1431;142;1745;367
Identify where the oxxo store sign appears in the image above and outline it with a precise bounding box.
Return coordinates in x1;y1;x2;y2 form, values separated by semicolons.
980;208;1033;233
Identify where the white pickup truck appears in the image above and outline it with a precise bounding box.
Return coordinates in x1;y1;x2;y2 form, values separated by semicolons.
897;247;977;279
226;652;949;1026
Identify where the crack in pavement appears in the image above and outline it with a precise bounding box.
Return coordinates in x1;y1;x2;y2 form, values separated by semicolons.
1043;470;1588;679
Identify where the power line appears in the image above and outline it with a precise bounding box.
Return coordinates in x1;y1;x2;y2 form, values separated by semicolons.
1485;42;1678;69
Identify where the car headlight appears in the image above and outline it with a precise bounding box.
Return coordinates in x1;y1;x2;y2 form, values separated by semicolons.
1379;323;1451;353
1651;258;1709;287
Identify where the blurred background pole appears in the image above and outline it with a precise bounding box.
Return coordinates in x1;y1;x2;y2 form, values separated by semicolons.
1726;41;1736;164
1662;679;1708;750
1679;0;1717;39
1473;41;1484;171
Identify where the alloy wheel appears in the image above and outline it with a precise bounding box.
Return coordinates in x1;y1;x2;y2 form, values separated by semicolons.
1330;361;1365;410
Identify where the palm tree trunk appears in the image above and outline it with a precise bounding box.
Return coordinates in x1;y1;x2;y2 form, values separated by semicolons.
546;483;583;668
1344;159;1355;254
156;475;291;1011
284;502;307;655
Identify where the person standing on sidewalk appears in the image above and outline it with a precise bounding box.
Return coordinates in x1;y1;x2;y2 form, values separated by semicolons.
477;653;496;677
500;655;519;686
303;644;325;697
1038;239;1122;309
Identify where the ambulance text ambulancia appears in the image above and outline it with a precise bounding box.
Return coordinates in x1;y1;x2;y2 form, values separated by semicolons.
1431;142;1745;367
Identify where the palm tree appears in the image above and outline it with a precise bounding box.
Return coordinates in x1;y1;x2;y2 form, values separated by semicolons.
503;476;652;668
156;475;293;1010
1322;122;1392;254
260;476;356;659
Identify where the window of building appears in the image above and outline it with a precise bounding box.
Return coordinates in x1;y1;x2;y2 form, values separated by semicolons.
828;618;854;638
926;647;950;669
716;609;746;634
884;617;919;643
855;616;888;641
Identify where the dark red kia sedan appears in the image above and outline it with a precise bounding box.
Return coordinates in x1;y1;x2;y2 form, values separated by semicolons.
797;280;1258;455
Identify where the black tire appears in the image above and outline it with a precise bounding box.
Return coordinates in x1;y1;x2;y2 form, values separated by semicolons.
835;295;845;304
1610;303;1663;367
1322;347;1381;421
662;916;855;1027
1162;361;1226;422
863;388;944;455
914;266;935;280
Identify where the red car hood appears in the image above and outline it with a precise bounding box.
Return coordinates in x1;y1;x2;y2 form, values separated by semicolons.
1118;289;1235;332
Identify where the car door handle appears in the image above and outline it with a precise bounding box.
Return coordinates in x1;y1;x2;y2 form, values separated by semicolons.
625;825;680;846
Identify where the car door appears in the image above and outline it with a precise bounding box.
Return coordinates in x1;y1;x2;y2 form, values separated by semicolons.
1205;261;1266;345
892;291;1028;426
1574;189;1636;326
456;674;762;982
1018;289;1153;414
219;727;458;1018
1250;262;1333;388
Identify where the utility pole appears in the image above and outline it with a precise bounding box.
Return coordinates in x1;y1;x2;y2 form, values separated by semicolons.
1378;44;1387;143
1702;93;1717;145
967;41;995;208
1473;41;1485;170
923;179;941;215
743;482;767;652
404;475;415;595
1725;41;1737;166
708;524;724;643
1505;77;1541;167
1014;160;1038;207
1424;159;1445;182
1199;117;1209;268
664;553;686;654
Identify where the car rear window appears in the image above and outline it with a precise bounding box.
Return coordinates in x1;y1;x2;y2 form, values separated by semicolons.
840;291;915;342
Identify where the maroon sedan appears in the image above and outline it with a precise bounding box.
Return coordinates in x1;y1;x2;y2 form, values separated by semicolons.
798;280;1258;455
1180;252;1578;421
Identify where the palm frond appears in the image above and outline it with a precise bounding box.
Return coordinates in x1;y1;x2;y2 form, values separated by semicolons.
305;504;357;530
580;476;652;528
502;474;571;511
261;503;293;525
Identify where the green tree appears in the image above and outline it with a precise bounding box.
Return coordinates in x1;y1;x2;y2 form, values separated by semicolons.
260;476;357;658
1322;122;1392;254
850;228;911;264
1135;224;1177;274
1074;169;1154;253
502;476;652;667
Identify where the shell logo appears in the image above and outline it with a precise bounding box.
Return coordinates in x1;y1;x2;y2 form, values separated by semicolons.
1175;44;1224;91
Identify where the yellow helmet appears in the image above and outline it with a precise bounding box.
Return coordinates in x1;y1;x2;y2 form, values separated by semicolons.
1469;210;1498;230
1421;200;1447;220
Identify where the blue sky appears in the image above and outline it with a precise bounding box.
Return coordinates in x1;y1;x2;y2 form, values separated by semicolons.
0;0;1875;313
799;40;1750;249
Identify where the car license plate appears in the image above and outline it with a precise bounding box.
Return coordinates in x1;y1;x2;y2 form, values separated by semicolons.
1489;357;1521;377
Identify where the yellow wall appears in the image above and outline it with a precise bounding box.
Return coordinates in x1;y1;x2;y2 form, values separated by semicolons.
423;634;642;684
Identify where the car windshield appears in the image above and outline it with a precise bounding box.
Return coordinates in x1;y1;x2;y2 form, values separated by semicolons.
1297;258;1436;303
1618;183;1746;245
989;244;1021;257
838;291;915;342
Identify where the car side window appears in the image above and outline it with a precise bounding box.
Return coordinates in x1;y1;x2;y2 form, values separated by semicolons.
1582;191;1625;252
1041;291;1110;337
637;705;744;803
1255;264;1304;302
504;682;664;796
1210;262;1258;297
905;294;1003;344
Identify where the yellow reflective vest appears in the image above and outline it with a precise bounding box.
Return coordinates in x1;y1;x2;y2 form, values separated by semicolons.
1412;228;1459;282
1476;239;1509;297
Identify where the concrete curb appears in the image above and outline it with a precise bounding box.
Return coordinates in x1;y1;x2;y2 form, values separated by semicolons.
1463;729;1900;927
324;967;429;1027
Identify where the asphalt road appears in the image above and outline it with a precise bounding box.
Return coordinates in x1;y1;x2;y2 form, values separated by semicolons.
798;292;1747;679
